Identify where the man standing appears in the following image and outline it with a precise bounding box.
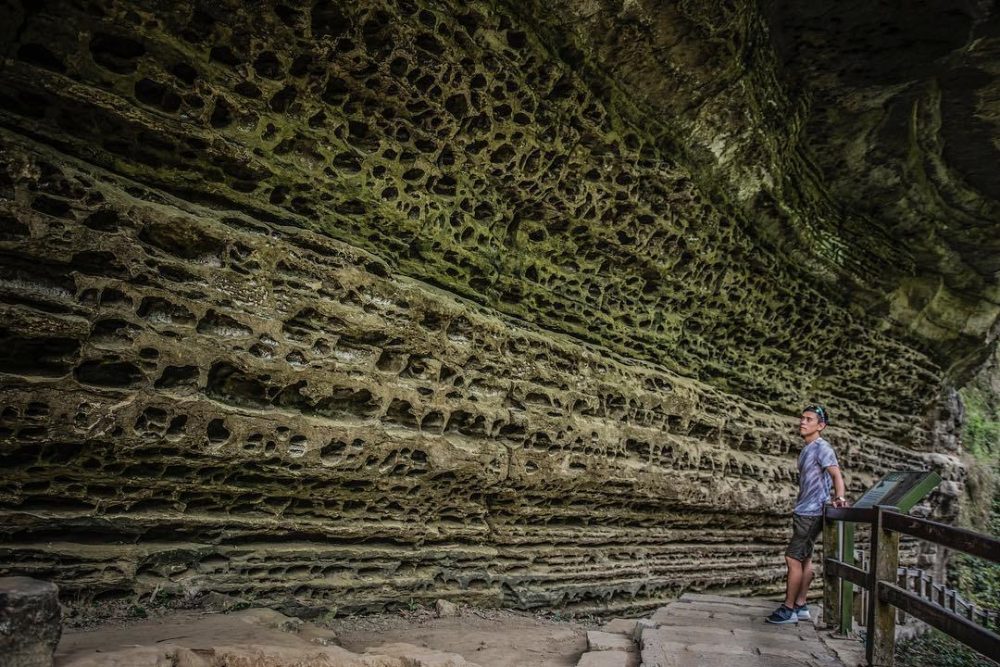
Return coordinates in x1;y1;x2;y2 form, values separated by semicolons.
766;404;847;624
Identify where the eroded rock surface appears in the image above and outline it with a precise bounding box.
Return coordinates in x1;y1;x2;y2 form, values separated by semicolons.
0;0;997;615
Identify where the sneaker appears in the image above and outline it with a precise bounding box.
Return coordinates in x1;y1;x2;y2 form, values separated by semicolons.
765;605;798;625
794;603;810;621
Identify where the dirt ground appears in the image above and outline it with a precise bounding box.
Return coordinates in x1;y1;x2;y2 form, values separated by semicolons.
329;608;594;667
55;604;599;667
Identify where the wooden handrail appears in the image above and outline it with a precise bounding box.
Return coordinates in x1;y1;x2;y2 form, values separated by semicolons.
879;583;1000;659
881;512;1000;563
822;504;999;666
825;557;868;588
823;506;876;522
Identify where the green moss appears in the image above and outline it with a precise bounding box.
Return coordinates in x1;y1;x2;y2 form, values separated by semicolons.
962;385;1000;463
896;629;998;667
951;360;1000;631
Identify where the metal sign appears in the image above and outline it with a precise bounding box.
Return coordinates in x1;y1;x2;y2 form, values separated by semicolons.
853;470;941;512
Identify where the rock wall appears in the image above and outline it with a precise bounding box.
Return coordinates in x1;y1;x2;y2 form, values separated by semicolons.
0;0;995;614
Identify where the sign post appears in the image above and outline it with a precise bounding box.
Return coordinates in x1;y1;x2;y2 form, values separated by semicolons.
835;470;941;635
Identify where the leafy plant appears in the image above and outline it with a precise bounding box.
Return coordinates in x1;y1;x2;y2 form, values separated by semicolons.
895;628;998;667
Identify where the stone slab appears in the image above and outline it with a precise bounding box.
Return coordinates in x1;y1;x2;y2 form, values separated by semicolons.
678;593;782;607
599;618;639;635
670;600;781;616
586;630;634;652
640;594;847;667
652;606;818;633
642;626;831;658
640;644;827;667
576;650;633;667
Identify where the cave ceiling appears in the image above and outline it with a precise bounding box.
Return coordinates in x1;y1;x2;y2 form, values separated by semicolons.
0;0;997;612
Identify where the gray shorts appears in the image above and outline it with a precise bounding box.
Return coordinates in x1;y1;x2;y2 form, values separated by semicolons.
785;513;823;561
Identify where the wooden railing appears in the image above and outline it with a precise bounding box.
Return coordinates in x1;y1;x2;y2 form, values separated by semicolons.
894;567;999;629
822;505;1000;666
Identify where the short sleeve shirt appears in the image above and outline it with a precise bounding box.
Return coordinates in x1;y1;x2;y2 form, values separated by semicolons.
794;437;839;516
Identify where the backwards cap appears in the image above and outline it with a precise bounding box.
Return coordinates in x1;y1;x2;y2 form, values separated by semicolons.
803;404;830;425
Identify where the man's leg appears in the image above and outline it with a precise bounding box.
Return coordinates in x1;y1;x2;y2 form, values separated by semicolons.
784;556;804;608
795;557;813;606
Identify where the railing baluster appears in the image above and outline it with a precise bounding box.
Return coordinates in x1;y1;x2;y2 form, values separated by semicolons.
822;506;841;631
897;569;907;624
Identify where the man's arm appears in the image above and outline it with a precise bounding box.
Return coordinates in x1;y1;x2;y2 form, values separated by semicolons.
827;465;847;507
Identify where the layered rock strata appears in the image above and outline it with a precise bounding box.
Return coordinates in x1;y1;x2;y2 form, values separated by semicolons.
0;0;996;614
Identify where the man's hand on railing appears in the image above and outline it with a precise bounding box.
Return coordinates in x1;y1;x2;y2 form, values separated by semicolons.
831;495;850;508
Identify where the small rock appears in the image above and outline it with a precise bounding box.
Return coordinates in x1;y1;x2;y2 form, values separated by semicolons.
200;591;248;612
434;599;459;618
0;576;61;667
232;607;304;633
273;598;326;620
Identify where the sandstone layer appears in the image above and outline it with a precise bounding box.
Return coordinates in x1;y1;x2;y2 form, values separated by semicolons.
0;0;997;615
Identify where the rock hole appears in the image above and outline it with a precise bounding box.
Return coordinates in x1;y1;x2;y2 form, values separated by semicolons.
17;43;66;73
197;310;252;338
134;78;181;112
155;365;199;389
210;97;234;128
75;358;144;388
311;0;349;39
206;362;270;408
253;51;283;79
314;388;380;420
82;208;121;231
382;399;418;428
207;418;230;444
209;45;241;67
137;297;196;326
166;415;187;438
288;435;308;457
89;32;146;74
170;62;199;84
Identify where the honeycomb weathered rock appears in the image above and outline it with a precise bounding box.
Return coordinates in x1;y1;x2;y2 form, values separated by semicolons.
0;0;996;615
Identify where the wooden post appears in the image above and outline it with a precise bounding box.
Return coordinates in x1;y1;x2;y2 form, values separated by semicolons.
823;506;841;630
897;570;907;624
868;506;899;667
862;553;870;623
855;547;866;627
841;520;856;635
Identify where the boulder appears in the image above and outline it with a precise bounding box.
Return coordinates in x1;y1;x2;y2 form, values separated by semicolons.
0;577;61;667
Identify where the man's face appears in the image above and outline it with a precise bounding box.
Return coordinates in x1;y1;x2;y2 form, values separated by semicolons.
799;410;826;438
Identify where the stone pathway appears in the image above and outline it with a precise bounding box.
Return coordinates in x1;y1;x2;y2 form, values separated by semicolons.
575;593;860;667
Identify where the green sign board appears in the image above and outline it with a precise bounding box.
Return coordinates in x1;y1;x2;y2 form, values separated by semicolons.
853;470;941;512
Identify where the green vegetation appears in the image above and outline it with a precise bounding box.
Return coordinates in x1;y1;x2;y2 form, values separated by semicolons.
962;383;1000;462
895;628;998;667
897;358;999;667
953;374;1000;611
